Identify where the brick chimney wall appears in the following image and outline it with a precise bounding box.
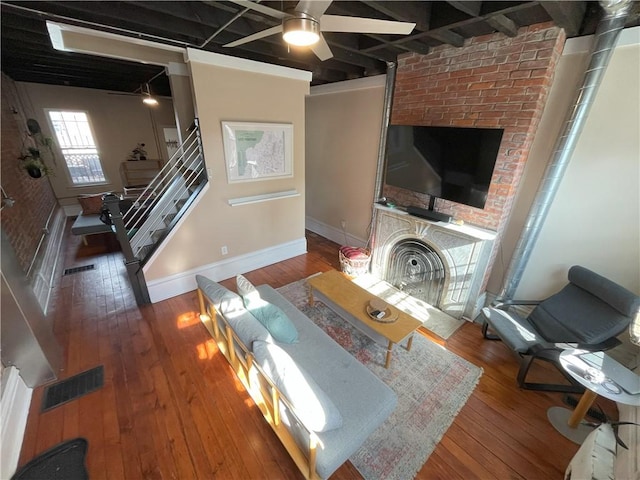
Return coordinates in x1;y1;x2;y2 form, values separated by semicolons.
385;22;566;233
1;74;59;273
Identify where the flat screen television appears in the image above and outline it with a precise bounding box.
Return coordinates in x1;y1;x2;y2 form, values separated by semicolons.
384;125;504;209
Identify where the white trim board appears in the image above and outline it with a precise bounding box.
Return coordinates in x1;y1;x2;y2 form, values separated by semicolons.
305;216;367;248
1;367;33;480
146;237;307;303
186;48;312;83
309;74;386;96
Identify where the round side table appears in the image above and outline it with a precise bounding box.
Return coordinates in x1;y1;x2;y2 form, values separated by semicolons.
548;349;640;444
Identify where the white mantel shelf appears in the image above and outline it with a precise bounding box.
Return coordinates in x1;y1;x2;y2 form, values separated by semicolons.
374;204;497;240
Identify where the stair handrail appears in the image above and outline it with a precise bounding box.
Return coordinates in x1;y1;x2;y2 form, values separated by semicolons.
128;154;205;257
123;128;201;231
104;118;206;306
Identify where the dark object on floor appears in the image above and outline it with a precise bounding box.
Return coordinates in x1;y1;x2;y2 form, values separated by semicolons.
42;365;104;412
63;264;95;276
479;265;640;393
563;394;608;423
11;437;89;480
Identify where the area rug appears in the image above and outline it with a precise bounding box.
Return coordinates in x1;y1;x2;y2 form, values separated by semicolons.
276;279;483;480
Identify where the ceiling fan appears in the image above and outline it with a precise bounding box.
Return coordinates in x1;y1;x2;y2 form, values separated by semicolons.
224;0;416;61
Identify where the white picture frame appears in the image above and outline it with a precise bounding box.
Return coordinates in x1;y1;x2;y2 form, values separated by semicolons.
222;121;293;183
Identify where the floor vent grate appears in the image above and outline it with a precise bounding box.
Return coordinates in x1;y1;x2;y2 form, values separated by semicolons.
63;264;95;276
41;365;104;412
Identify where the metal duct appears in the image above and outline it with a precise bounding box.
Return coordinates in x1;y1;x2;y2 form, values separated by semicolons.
373;61;397;203
498;0;632;300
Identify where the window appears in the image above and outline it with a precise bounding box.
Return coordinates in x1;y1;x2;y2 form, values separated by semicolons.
47;110;106;185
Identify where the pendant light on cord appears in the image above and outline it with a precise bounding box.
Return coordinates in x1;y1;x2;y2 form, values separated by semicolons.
142;83;158;106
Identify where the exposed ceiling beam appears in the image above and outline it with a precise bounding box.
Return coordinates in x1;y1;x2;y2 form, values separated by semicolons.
360;36;430;55
485;14;519;37
447;1;482;17
362;1;431;31
426;29;465;48
539;1;587;37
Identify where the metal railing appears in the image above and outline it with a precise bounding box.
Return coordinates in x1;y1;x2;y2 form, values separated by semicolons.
123;121;206;261
105;118;207;305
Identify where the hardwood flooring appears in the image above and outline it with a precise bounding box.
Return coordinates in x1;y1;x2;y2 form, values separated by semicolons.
18;225;614;479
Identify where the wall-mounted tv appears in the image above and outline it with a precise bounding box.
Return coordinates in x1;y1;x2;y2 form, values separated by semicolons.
384;125;504;209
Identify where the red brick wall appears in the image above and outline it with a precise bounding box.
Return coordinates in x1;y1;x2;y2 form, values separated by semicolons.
385;22;566;233
1;75;59;273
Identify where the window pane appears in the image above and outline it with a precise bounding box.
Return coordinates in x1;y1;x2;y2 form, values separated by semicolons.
47;110;106;185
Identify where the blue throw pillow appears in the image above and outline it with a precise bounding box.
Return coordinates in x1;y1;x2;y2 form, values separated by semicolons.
236;274;298;344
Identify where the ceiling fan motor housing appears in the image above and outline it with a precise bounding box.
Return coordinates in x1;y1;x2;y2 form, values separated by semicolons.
282;13;320;46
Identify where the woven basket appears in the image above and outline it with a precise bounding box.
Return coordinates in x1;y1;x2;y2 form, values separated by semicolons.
339;246;371;277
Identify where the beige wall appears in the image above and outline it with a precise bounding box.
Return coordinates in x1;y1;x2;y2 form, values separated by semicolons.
16;83;175;207
488;31;640;298
305;77;385;245
143;60;309;281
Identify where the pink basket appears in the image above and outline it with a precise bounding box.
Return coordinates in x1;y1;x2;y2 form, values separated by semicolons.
339;246;371;276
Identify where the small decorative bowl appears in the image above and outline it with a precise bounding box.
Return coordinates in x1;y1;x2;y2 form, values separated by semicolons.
366;298;397;323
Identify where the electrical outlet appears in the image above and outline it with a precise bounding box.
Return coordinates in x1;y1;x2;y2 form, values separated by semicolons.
221;245;228;255
340;219;347;229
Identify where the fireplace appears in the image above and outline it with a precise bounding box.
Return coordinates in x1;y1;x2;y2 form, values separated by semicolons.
371;205;496;320
386;239;446;307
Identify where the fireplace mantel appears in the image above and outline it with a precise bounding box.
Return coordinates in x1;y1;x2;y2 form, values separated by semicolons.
371;204;496;320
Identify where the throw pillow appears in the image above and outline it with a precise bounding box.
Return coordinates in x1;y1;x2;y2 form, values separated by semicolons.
236;274;298;344
196;274;239;313
77;193;105;215
253;341;343;433
196;275;272;346
236;273;256;297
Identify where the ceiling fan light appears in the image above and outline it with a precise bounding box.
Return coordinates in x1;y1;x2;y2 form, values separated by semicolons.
283;16;320;47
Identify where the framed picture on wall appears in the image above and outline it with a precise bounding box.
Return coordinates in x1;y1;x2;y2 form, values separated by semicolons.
222;121;293;183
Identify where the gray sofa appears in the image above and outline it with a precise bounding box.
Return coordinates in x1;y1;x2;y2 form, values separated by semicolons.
196;275;397;480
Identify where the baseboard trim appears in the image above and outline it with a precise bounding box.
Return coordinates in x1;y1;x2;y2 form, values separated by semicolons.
305;216;366;248
1;367;33;479
146;237;307;303
30;208;66;314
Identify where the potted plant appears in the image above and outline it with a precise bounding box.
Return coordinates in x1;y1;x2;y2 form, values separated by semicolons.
128;143;148;161
19;147;53;178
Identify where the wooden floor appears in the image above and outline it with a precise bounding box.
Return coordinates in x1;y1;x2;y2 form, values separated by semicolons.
18;225;616;479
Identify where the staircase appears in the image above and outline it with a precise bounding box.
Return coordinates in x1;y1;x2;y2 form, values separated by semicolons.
104;119;207;305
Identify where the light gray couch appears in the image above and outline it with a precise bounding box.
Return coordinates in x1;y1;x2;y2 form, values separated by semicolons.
196;275;397;480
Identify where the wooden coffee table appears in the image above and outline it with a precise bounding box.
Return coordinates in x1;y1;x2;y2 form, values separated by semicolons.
307;270;422;368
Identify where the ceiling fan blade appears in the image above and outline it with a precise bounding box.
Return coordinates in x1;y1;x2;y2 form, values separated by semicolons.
311;34;333;61
320;15;415;35
226;0;287;19
295;0;332;19
224;25;283;48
